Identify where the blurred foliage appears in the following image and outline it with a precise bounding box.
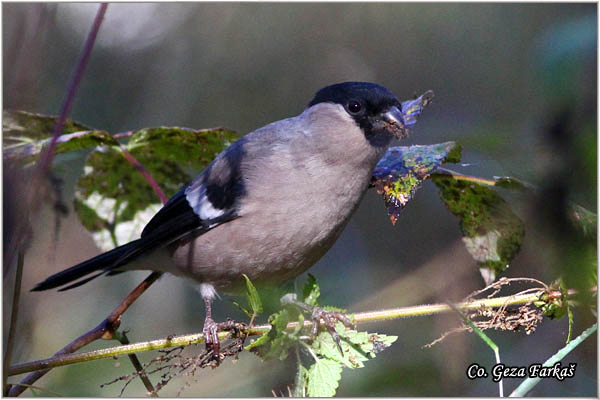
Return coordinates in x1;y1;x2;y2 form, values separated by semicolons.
432;175;525;285
2;110;115;163
3;110;90;140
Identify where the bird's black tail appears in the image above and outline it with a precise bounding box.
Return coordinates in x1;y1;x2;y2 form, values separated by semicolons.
31;239;142;291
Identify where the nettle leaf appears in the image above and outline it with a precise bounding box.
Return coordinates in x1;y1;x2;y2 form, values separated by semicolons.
302;274;321;307
245;307;301;360
372;141;462;225
74;127;239;250
307;359;343;397
431;175;525;285
243;274;263;315
312;322;398;369
304;325;397;397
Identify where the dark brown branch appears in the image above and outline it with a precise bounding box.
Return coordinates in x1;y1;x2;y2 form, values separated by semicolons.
7;272;162;396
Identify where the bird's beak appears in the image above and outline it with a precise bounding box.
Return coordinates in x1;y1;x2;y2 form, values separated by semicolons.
381;106;409;139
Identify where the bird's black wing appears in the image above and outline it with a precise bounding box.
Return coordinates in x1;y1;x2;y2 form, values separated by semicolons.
33;139;246;291
33;187;237;291
112;187;238;265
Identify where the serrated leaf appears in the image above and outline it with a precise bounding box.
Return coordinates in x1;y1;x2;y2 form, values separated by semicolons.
74;127;238;250
307;359;342;397
302;274;320;306
246;308;299;360
242;274;263;315
432;175;525;284
372;141;461;225
231;300;252;319
312;322;397;369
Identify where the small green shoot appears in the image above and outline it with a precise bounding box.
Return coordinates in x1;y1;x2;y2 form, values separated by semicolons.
509;323;597;397
242;274;263;316
450;303;503;397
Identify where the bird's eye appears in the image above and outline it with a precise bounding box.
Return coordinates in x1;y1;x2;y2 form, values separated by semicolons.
347;100;362;114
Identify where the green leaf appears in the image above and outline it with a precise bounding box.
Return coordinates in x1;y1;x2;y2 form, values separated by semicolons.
306;359;343;397
231;300;252;319
568;203;597;238
431;175;525;285
2;111;120;164
126;126;238;171
3;110;91;141
536;279;570;321
312;322;397;369
302;274;320;307
74;127;238;250
242;274;263;315
372;141;461;225
246;308;300;360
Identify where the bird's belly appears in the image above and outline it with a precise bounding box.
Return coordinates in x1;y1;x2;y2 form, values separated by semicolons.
169;170;369;292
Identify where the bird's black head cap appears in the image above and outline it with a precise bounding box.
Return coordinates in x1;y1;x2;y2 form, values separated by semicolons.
308;82;405;146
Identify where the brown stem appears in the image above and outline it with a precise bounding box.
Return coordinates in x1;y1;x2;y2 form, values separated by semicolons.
3;251;25;395
37;3;107;172
119;147;168;204
115;331;157;397
7;272;162;397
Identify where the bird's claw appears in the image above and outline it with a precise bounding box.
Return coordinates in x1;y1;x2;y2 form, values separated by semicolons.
203;317;221;355
311;308;355;355
203;317;240;358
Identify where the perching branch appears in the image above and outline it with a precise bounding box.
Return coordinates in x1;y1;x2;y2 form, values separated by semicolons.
7;272;162;397
7;288;569;377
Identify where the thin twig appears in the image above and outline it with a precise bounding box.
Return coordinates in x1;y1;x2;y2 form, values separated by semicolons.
114;331;157;397
119;147;168;204
7;272;162;396
3;251;25;394
37;3;107;172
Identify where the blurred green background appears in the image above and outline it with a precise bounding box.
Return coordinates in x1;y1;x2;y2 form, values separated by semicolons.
3;3;597;397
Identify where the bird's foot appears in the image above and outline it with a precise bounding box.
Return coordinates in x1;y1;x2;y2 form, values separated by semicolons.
311;307;355;355
203;317;243;358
